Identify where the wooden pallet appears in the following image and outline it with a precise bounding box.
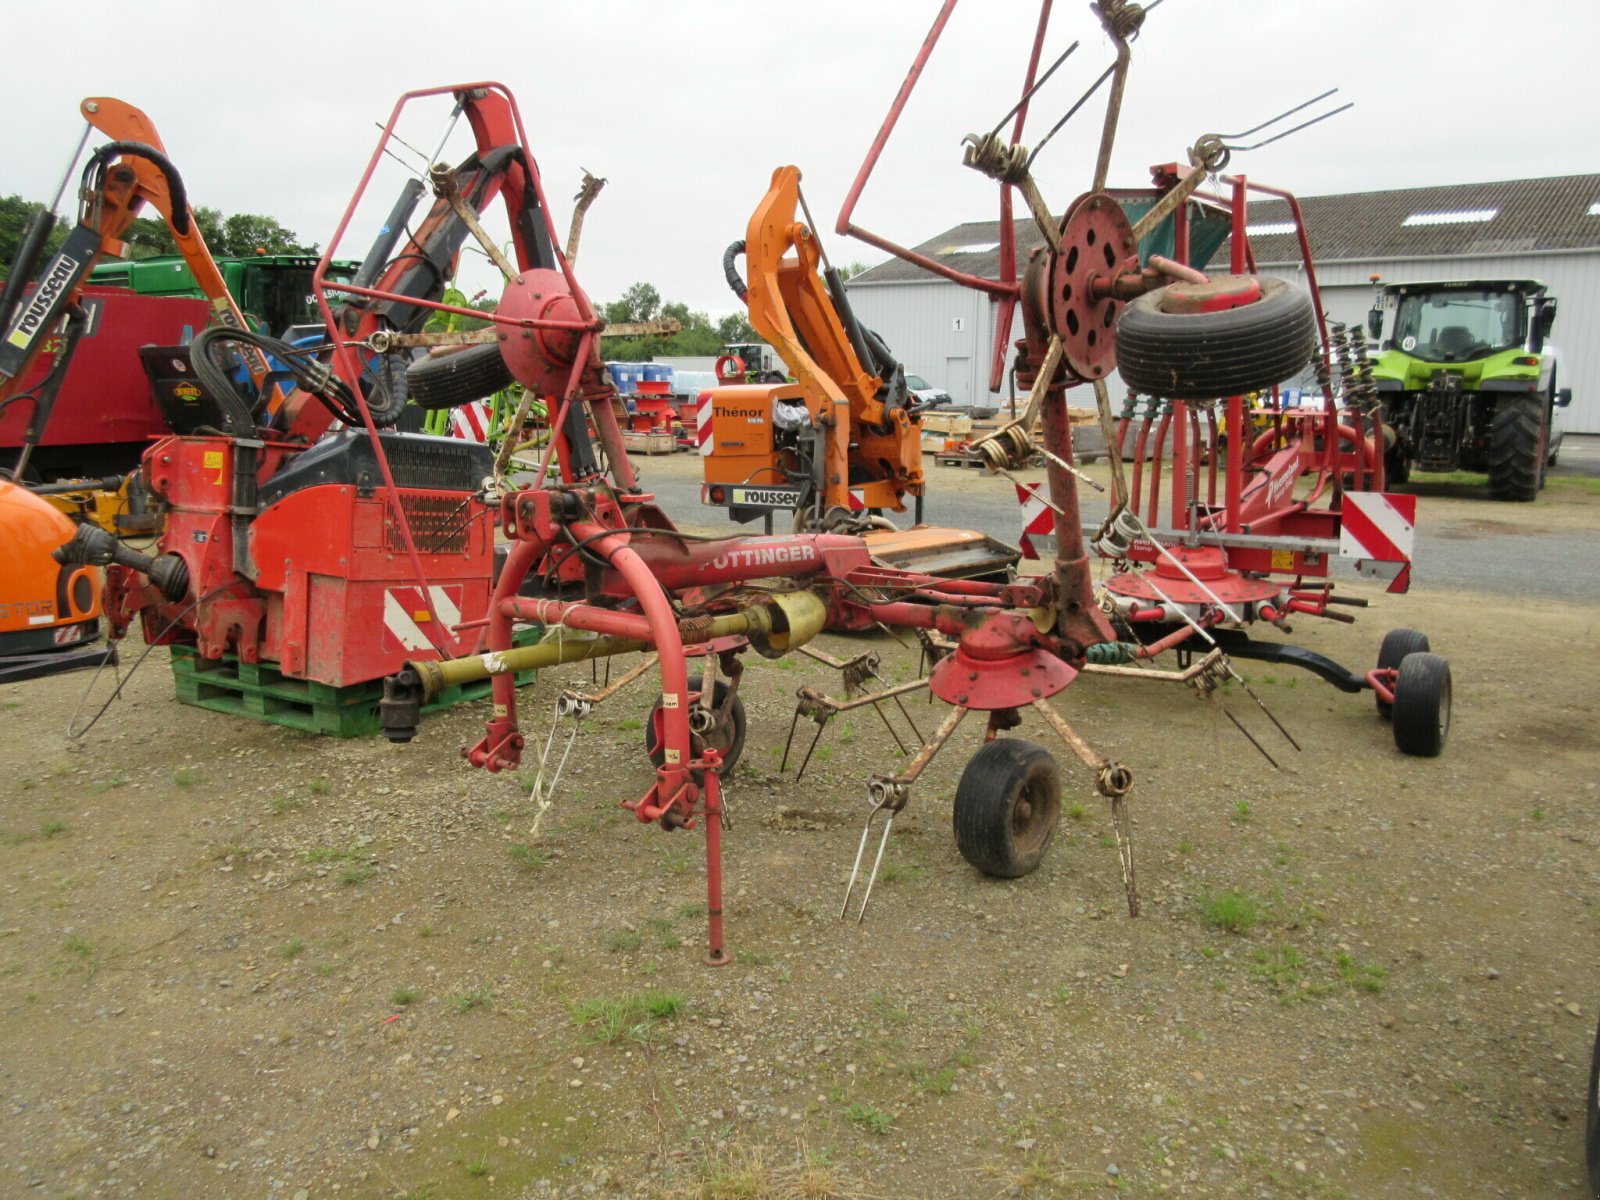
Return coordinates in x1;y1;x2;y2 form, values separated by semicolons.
934;451;986;469
169;627;541;737
622;431;677;455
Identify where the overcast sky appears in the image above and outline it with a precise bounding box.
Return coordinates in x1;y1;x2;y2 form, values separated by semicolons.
5;0;1598;320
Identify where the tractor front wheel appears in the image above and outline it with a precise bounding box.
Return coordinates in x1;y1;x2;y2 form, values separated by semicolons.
1486;395;1547;501
953;739;1061;878
1392;652;1451;757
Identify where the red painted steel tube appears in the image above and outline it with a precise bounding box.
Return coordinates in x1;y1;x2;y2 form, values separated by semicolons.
501;596;654;641
701;763;727;965
1134;620;1208;659
1169;400;1190;530
576;524;694;812
1146;409;1171;527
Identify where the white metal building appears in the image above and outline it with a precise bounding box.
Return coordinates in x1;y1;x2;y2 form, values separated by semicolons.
846;174;1600;432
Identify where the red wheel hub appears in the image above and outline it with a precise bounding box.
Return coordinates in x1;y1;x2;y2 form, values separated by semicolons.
495;268;583;395
1045;191;1138;381
1158;274;1262;315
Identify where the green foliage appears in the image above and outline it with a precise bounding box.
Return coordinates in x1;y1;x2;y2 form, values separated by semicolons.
1197;888;1262;933
0;194;69;281
842;1102;892;1135
122;206;315;259
599;281;752;361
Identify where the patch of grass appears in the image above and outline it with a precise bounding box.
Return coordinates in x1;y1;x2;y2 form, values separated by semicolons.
508;842;551;871
270;795;302;816
1530;807;1546;822
1177;839;1195;854
1335;952;1388;994
88;778;127;795
1230;800;1253;825
61;934;98;977
649;918;680;950
1066;802;1088;821
339;865;372;886
842;1102;892;1135
910;1062;957;1094
1197;888;1261;933
1198;945;1220;960
307;778;330;796
281;938;305;959
417;924;436;939
605;928;643;954
392;986;421;1007
617;717;643;732
173;766;200;788
1250;944;1307;997
658;844;694;875
877;860;924;886
40;820;70;839
454;986;492;1012
733;948;773;967
464;1158;489;1178
572;989;685;1044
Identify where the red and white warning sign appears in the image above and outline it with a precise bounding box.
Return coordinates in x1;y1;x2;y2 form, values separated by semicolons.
382;585;464;652
696;390;714;456
1339;492;1415;594
448;400;491;443
1014;482;1055;561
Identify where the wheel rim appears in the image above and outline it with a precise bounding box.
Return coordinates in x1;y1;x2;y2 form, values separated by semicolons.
1010;776;1058;856
1437;676;1452;742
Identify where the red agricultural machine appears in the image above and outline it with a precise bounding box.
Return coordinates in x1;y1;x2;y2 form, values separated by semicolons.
364;3;1448;965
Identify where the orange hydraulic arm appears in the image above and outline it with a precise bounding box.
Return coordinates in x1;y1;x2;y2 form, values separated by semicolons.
0;98;274;465
741;165;923;515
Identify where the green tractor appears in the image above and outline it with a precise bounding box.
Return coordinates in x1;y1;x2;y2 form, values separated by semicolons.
1368;279;1571;500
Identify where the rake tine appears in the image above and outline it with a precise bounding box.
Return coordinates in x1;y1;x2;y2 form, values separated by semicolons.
840;807;895;923
890;691;926;745
795;719;829;781
780;707;803;774
1237;679;1303;752
869;697;908;755
1220;704;1279;770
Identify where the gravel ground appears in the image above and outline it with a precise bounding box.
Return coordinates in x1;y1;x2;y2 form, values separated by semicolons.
1;468;1597;1199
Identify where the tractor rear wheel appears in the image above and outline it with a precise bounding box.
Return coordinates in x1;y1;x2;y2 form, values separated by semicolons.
1375;628;1429;720
952;739;1061;878
645;680;747;776
1115;275;1316;401
1486;395;1547;501
1392;652;1451;757
407;343;516;411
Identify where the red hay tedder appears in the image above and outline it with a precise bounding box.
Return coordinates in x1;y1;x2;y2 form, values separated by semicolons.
66;1;1451;965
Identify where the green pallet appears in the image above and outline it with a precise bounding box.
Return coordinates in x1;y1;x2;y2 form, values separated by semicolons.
169;629;540;738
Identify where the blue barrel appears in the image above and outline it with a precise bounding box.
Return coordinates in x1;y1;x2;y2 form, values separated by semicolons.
606;361;628;391
641;363;671;384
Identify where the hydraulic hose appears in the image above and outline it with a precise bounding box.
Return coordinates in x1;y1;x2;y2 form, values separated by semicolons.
85;141;190;235
722;240;748;303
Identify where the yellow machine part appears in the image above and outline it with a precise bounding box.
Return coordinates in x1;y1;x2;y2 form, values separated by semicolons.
0;479;103;650
40;477;145;535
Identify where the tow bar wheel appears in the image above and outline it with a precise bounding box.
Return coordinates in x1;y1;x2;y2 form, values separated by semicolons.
1392;652;1452;758
645;680;748;775
1375;628;1430;719
953;738;1062;878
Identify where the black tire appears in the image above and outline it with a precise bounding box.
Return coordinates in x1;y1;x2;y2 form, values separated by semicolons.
1374;628;1429;720
1392;652;1451;757
1115;275;1316;401
952;738;1061;878
1586;1011;1600;1198
1486;394;1546;502
406;342;515;411
645;680;746;776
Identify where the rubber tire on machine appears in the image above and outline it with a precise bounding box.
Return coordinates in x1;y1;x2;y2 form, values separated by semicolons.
1486;394;1547;501
952;738;1061;879
1391;652;1451;757
406;343;516;411
1114;276;1317;401
1586;1011;1600;1198
644;680;747;776
1374;628;1429;720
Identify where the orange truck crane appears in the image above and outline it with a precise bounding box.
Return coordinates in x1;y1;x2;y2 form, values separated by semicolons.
0;98;264;682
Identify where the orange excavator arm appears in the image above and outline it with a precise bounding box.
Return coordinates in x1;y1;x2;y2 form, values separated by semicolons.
741;165;923;516
0;97;272;466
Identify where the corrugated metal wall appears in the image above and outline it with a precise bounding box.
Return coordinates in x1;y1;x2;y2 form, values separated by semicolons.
854;249;1600;431
844;281;988;406
1259;254;1600;433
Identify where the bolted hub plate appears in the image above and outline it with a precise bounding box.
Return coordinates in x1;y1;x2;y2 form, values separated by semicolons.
929;645;1077;710
1048;191;1137;380
495;267;584;395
